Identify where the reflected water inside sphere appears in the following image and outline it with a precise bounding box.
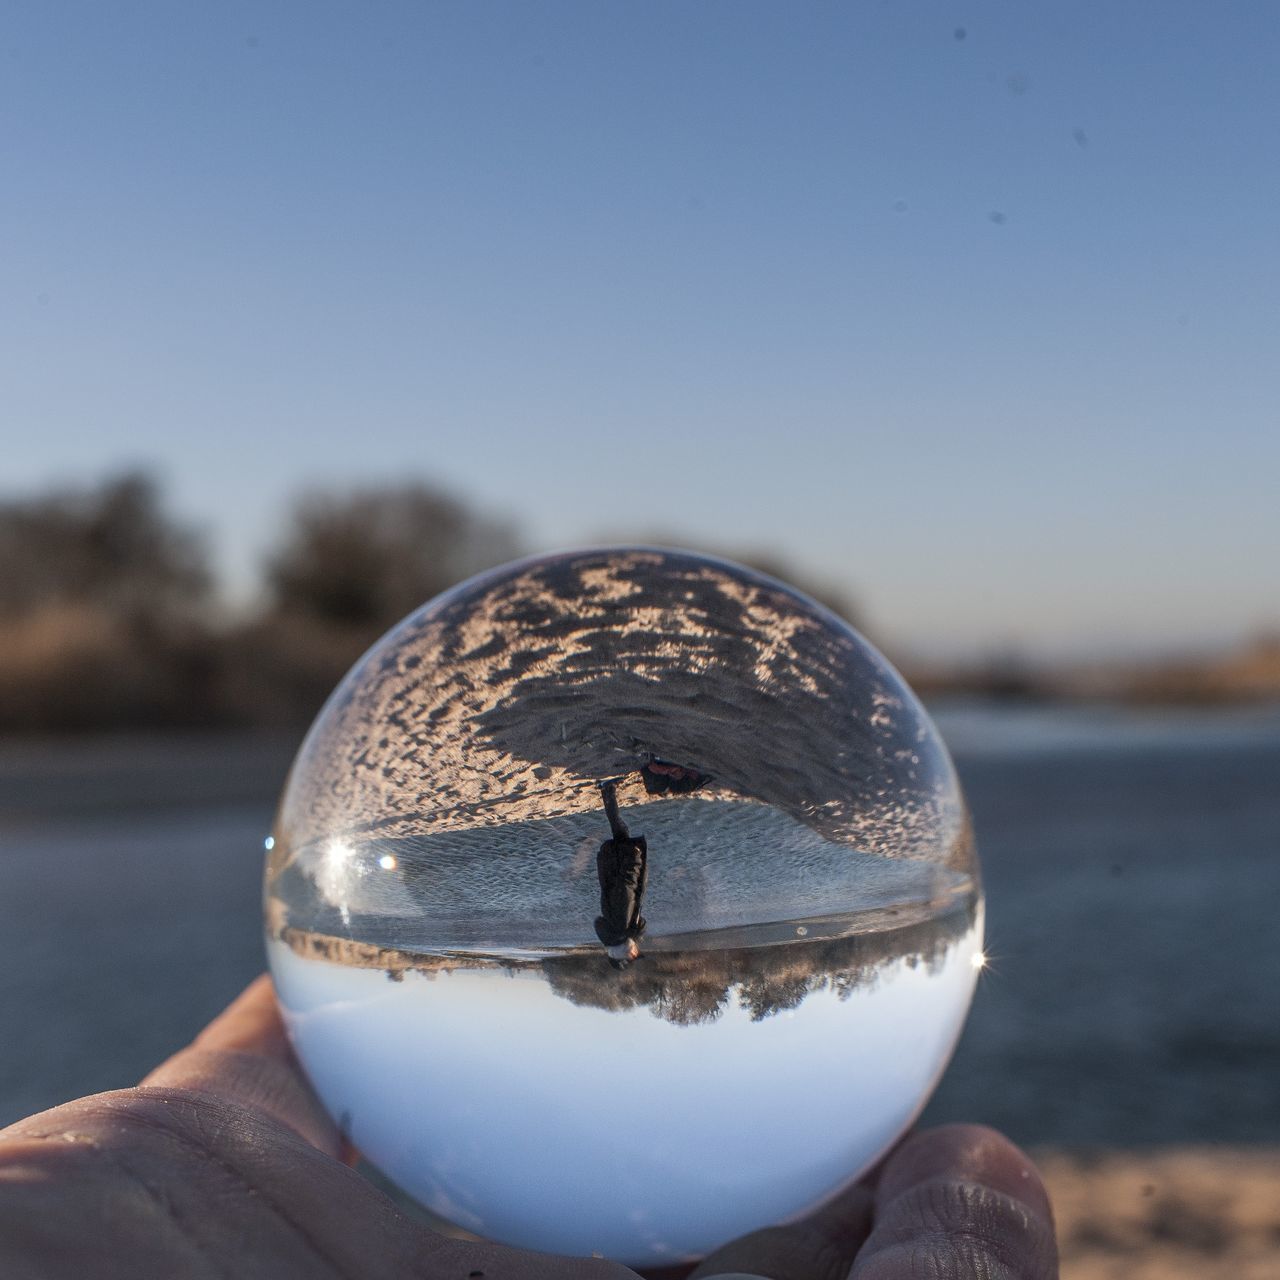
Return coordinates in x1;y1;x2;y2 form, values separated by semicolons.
264;548;982;1265
270;902;979;1261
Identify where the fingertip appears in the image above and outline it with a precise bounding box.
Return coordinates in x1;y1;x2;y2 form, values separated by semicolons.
875;1124;1053;1226
190;974;291;1060
850;1125;1059;1280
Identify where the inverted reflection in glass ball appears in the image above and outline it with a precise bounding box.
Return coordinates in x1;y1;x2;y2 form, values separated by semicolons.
264;547;982;1267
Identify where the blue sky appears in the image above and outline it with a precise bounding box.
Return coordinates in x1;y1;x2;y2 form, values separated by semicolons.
3;2;1277;658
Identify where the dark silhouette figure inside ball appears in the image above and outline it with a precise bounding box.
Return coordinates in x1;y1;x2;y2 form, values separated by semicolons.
594;780;648;968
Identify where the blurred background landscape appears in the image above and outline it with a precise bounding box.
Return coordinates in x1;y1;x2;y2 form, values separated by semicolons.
3;469;1277;1279
2;467;1278;733
3;4;1278;1277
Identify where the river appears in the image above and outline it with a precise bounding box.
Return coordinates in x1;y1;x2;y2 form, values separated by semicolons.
2;701;1277;1147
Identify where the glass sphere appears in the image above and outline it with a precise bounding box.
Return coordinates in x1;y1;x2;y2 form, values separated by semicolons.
264;547;982;1267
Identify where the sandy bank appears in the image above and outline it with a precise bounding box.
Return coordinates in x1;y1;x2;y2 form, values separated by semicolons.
1037;1145;1280;1280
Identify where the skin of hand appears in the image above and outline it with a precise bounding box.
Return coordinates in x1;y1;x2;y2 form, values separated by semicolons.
0;977;1058;1280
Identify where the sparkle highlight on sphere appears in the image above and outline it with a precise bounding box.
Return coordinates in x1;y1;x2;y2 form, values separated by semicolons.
324;839;352;873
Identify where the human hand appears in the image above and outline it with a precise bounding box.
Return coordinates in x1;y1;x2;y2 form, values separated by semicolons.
0;977;1057;1279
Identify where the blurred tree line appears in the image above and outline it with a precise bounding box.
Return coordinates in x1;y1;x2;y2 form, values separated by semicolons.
0;471;859;733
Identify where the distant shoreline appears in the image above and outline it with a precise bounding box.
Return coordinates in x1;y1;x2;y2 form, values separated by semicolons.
269;885;976;974
905;635;1280;707
268;891;979;1027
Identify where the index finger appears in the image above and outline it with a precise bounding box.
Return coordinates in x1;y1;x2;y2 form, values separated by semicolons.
683;1175;874;1280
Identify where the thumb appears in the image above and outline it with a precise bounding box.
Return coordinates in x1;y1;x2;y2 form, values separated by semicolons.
850;1124;1058;1279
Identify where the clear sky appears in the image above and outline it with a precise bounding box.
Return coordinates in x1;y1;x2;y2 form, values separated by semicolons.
3;2;1277;659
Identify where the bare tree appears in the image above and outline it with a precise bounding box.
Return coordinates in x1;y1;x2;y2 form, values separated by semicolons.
265;482;519;633
219;482;523;726
0;471;209;622
0;472;214;729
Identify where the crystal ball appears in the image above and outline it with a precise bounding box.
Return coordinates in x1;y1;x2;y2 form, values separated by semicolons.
264;547;982;1267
